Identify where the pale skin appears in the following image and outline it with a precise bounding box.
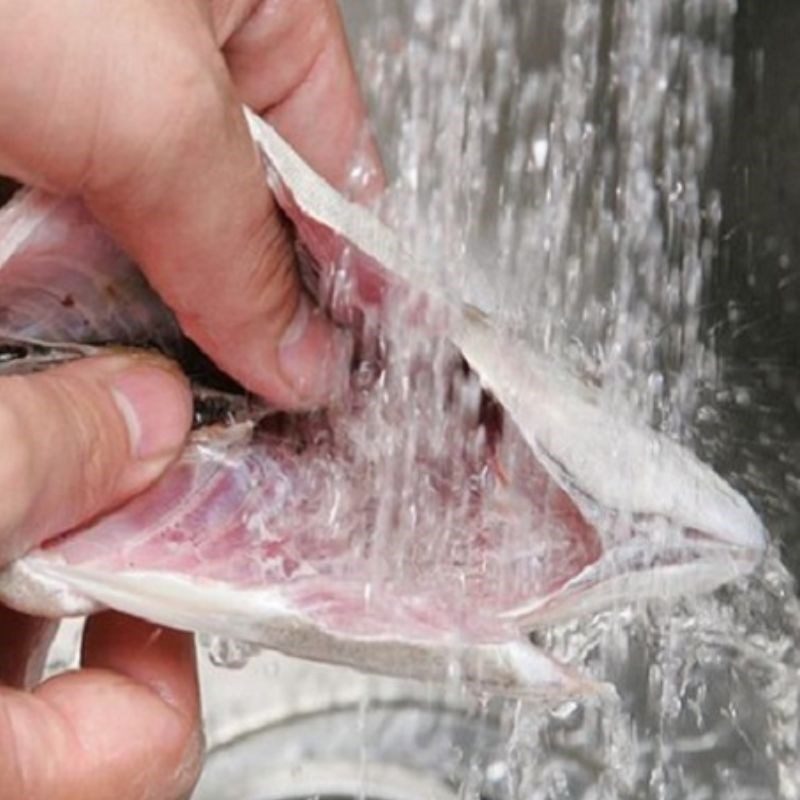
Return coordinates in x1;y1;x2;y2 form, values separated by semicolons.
0;1;382;798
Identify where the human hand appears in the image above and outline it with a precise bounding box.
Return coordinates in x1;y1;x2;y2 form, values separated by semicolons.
0;353;201;800
0;4;379;794
0;0;383;409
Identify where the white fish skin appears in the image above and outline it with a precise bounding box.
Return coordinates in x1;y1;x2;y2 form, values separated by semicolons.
0;109;766;697
243;109;765;555
1;558;601;698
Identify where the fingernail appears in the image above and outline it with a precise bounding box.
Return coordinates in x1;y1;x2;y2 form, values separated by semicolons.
111;364;193;461
278;295;352;406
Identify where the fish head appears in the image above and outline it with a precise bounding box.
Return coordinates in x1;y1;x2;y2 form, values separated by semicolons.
460;322;768;629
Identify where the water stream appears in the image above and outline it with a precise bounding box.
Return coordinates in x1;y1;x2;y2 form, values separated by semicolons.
197;2;800;798
343;2;800;797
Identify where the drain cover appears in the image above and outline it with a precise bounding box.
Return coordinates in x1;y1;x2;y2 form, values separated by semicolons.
194;702;506;800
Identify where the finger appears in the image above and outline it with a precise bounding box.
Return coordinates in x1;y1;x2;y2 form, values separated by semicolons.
0;612;201;800
219;0;390;312
0;353;192;563
80;612;200;742
219;0;385;201
0;0;349;408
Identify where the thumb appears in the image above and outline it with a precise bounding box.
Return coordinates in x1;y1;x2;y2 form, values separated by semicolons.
0;353;192;564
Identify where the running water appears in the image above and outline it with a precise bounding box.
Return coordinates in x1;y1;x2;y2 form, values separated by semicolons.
324;1;800;798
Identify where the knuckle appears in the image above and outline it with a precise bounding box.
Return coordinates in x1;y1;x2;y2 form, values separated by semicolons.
0;703;31;799
47;372;124;512
0;351;138;553
0;691;76;800
155;54;228;152
87;46;228;201
0;397;35;538
185;202;298;344
228;0;339;110
0;399;33;487
245;213;298;327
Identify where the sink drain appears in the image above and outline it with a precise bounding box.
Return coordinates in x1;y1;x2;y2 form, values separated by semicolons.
193;702;506;800
230;762;459;800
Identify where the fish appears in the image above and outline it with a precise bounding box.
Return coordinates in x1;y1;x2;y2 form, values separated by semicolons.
0;109;766;697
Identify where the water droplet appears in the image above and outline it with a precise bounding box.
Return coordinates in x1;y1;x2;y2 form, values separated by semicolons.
532;138;549;169
204;636;260;669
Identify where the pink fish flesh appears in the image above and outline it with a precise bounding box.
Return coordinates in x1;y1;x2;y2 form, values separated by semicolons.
0;111;766;696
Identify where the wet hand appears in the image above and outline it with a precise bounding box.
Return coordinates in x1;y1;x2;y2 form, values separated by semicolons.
0;353;201;800
0;4;381;794
0;0;383;408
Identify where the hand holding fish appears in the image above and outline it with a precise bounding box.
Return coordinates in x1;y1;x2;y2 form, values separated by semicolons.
0;0;380;409
0;355;201;797
0;608;202;800
0;1;379;798
0;0;769;792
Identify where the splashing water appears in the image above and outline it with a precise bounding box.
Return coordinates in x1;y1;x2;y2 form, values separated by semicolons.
195;2;799;798
356;0;731;427
316;1;800;798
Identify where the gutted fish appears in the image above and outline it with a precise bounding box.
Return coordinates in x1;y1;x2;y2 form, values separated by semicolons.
0;110;765;696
